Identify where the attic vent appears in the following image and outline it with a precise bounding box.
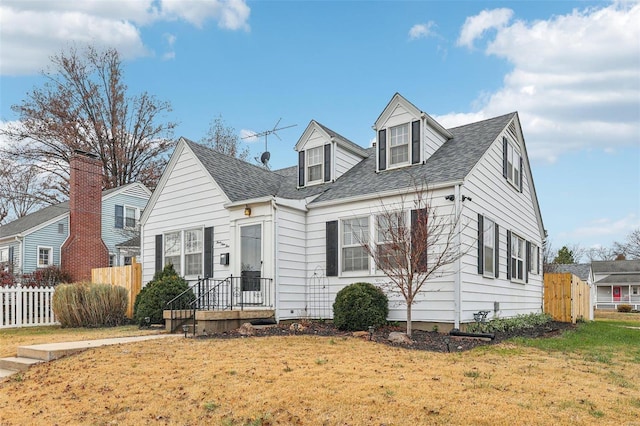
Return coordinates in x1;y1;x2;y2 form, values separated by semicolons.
507;122;518;141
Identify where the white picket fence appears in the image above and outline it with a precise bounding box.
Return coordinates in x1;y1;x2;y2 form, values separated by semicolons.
0;285;58;329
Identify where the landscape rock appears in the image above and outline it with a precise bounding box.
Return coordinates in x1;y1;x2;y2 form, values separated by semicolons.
289;323;306;332
238;323;255;336
388;332;413;345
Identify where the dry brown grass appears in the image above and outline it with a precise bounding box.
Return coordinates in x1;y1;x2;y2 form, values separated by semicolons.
1;333;638;425
594;309;640;321
0;325;161;358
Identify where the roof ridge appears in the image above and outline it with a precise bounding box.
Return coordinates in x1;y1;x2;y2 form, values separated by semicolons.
445;112;516;131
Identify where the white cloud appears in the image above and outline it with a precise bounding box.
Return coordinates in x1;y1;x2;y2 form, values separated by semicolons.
240;129;259;142
162;33;177;61
438;2;640;163
456;8;513;48
560;213;640;240
409;22;435;40
0;0;250;75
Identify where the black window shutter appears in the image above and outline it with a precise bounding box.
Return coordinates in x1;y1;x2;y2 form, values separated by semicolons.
378;129;387;171
502;137;508;179
8;246;14;264
525;241;531;283
324;144;331;182
506;231;512;280
412;209;428;273
204;227;214;278
536;246;540;274
115;205;124;229
155;234;163;273
411;120;421;164
477;214;484;275
326;221;338;277
298;151;305;187
494;223;500;278
519;156;524;193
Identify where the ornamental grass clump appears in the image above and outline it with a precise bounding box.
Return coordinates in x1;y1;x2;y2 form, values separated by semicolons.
52;282;128;327
332;282;389;331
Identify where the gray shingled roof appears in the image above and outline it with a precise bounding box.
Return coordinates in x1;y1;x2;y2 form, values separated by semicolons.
315;122;369;158
183;112;515;205
596;273;640;284
552;264;592;281
0;202;69;239
592;260;640;274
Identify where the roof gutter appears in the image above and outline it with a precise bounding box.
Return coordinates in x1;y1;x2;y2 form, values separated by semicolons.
224;196;275;209
307;180;463;209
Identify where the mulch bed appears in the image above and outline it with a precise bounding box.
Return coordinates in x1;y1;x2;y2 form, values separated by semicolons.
198;321;576;353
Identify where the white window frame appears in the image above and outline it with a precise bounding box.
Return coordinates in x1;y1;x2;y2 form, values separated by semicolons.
37;246;53;267
164;228;204;277
506;141;521;189
388;123;410;167
341;216;370;273
510;233;525;282
184;228;203;277
0;248;8;263
529;243;539;275
124;205;139;229
375;211;405;270
306;146;323;185
483;217;496;278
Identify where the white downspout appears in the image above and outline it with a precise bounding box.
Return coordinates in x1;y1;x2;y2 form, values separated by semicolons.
454;184;462;329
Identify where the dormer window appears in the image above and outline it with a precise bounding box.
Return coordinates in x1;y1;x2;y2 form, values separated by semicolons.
307;146;323;183
377;120;421;171
389;124;409;166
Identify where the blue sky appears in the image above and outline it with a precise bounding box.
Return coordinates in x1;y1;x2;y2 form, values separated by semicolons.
1;0;639;257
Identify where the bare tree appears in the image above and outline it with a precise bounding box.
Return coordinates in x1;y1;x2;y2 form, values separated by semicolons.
0;45;176;197
353;183;464;337
0;157;59;223
614;228;640;260
585;246;618;262
200;116;249;161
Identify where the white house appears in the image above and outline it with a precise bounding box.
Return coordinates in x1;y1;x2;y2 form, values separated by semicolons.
592;259;640;311
140;93;545;330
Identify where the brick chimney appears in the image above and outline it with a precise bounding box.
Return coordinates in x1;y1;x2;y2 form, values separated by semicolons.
61;151;109;282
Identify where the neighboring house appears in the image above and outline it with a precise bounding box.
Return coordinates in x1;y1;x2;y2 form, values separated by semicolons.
140;93;545;329
592;259;640;310
0;154;151;280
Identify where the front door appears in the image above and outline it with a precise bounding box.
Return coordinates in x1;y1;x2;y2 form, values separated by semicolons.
613;286;621;302
240;224;262;304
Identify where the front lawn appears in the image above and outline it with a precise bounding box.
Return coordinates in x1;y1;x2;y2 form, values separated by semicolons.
0;317;638;425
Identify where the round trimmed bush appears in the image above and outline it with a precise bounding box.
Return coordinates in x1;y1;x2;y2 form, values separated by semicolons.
133;264;194;325
332;282;389;331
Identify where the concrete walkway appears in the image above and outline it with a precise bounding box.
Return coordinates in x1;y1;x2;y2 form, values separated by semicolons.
0;334;177;379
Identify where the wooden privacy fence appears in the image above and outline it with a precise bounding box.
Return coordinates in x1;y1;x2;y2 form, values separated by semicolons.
91;260;142;319
0;285;57;328
544;273;591;323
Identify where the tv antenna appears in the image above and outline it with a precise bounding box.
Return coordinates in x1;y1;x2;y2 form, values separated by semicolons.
243;118;297;168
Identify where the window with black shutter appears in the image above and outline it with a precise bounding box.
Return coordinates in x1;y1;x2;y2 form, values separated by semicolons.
326;221;338;276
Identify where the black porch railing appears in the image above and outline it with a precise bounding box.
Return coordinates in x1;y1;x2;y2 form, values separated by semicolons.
190;275;273;311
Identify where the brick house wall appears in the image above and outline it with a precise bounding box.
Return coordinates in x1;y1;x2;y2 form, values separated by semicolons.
60;151;109;282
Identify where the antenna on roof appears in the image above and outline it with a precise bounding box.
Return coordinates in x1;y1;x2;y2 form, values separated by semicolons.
243;118;297;169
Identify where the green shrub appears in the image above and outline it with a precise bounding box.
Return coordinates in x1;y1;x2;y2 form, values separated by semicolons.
332;282;388;331
52;282;128;327
617;304;632;313
467;312;552;333
133;264;194;325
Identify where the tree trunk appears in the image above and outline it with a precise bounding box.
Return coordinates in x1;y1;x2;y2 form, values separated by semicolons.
406;304;412;337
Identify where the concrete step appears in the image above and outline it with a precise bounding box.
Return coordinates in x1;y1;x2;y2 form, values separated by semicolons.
0;356;43;372
0;368;18;379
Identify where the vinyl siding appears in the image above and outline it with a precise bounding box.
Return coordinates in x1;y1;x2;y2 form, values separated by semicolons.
305;188;457;323
102;187;149;262
459;126;543;322
276;205;307;319
141;145;231;284
423;121;448;161
22;216;69;272
334;146;362;179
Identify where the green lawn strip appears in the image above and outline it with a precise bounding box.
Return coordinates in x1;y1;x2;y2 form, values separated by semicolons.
509;320;640;363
